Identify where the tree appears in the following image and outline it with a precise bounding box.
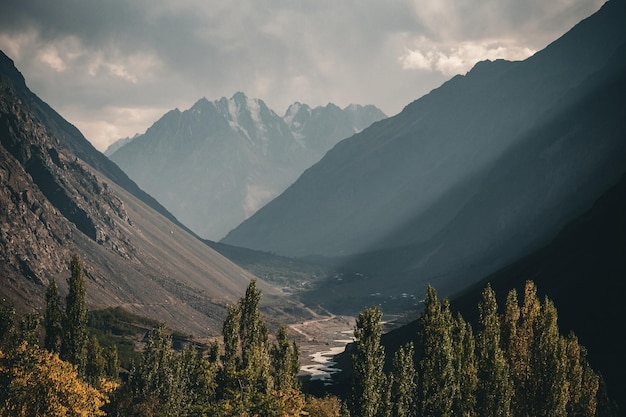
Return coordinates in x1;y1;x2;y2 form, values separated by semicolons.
564;332;600;417
104;345;120;382
517;281;541;415
304;395;342;417
418;286;455;417
239;279;272;395
217;280;286;415
476;284;512;417
16;313;40;349
44;278;63;354
501;288;525;417
452;313;477;417
0;299;16;351
533;298;568;417
350;306;385;417
0;343;110;416
390;342;417;417
220;303;241;392
179;343;217;413
120;325;187;417
61;254;88;377
86;336;106;386
270;326;300;391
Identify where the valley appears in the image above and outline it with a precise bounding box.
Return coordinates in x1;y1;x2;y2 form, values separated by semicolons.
1;0;625;414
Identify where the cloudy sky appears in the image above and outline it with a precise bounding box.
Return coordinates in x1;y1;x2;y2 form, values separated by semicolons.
0;0;605;151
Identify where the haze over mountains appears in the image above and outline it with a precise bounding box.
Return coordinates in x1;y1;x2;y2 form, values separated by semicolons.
108;93;386;240
0;50;280;336
223;0;626;309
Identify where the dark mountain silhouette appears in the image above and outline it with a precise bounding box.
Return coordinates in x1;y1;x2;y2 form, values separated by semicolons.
223;0;626;312
108;93;385;240
0;50;277;336
333;172;626;414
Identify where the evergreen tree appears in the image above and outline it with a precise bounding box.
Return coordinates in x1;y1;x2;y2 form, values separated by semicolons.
44;278;63;353
351;306;385;417
418;286;455;417
390;342;417;417
476;284;512;417
61;254;88;376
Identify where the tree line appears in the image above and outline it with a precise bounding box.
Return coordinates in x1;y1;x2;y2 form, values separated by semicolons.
0;255;615;416
349;283;614;417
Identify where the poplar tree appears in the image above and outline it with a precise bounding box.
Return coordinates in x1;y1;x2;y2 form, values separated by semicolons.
476;284;512;417
179;343;217;410
270;325;300;391
221;303;241;387
390;342;417;417
501;288;525;417
105;344;120;381
351;306;385;417
418;286;455;417
124;325;187;417
533;298;568;416
44;278;63;353
453;313;477;417
0;299;16;350
61;254;88;376
85;335;105;386
218;279;275;411
239;279;271;393
518;280;541;414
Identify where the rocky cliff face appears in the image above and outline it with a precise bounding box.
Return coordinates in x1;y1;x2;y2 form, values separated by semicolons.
0;51;266;336
1;57;134;292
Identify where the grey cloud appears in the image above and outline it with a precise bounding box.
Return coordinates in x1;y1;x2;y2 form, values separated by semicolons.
0;0;606;150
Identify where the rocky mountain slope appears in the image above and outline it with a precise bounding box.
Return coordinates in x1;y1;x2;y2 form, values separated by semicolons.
108;93;385;240
223;0;626;309
0;50;280;337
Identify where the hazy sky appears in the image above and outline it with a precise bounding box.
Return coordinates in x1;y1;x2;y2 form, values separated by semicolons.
0;0;605;151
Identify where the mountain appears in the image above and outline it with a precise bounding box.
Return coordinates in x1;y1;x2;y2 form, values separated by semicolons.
0;50;279;337
108;93;386;240
344;172;626;414
222;0;626;311
103;134;137;157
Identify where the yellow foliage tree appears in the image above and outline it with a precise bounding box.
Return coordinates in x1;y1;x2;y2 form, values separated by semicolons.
304;395;343;417
0;343;114;417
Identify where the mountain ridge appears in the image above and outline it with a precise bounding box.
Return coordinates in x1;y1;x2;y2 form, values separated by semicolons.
109;92;386;240
222;0;626;311
0;50;278;337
